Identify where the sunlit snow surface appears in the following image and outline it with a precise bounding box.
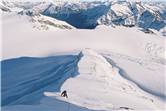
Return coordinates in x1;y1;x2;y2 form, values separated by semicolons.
1;1;166;111
2;49;165;111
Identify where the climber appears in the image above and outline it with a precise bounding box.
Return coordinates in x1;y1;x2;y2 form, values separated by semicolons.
61;90;68;98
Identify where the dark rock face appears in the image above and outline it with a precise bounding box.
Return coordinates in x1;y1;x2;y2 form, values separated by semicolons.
3;0;165;31
42;3;110;29
138;10;165;31
41;1;166;31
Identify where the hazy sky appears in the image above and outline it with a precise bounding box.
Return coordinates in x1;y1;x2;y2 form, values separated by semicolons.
8;0;166;1
81;0;165;1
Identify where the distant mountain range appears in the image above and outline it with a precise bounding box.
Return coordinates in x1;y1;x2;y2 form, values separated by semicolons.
1;0;166;35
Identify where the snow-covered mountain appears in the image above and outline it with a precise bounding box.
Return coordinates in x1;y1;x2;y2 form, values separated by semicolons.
98;1;166;29
2;0;165;35
43;0;166;34
2;13;165;110
1;0;166;111
0;1;75;30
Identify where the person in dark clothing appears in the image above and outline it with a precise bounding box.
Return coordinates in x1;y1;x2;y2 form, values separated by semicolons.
61;90;68;98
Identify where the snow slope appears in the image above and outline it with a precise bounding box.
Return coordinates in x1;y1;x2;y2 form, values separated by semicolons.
60;49;164;110
1;11;74;31
104;51;166;100
1;54;80;106
1;1;166;111
2;49;165;111
2;10;165;96
2;16;165;60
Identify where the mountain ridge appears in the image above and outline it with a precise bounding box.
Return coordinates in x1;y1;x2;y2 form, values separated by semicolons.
1;0;166;35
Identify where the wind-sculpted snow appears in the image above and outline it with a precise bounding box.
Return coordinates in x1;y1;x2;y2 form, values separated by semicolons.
1;1;166;110
1;55;80;106
1;49;165;110
60;49;164;110
104;52;166;100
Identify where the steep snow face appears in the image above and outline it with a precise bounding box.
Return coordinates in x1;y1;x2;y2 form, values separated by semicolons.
1;55;80;106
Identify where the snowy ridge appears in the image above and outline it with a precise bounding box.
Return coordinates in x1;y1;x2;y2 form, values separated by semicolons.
2;49;165;110
57;49;164;110
1;0;166;111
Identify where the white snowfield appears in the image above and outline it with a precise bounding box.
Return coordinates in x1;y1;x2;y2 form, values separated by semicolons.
1;5;166;111
2;12;165;60
2;49;165;111
60;49;165;110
